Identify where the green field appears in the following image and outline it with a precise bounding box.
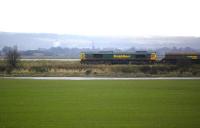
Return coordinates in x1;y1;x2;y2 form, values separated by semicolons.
0;79;200;128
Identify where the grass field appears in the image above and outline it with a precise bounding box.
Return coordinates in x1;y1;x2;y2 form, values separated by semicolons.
0;79;200;128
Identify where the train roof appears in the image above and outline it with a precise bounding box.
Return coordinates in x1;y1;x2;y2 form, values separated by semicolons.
81;51;156;54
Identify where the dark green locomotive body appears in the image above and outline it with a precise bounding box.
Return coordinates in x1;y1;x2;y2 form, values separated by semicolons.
80;51;157;64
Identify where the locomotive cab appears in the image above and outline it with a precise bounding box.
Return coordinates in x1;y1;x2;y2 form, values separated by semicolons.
80;52;85;60
150;52;157;61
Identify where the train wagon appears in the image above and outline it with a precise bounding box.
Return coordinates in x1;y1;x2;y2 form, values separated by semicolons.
80;51;157;64
162;53;200;64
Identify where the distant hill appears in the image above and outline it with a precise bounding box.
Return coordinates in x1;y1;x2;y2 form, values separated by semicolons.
1;32;200;50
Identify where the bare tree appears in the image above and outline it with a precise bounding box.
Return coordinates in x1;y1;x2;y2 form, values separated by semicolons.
4;46;20;73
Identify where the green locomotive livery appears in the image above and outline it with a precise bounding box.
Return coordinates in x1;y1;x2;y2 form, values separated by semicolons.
80;51;157;64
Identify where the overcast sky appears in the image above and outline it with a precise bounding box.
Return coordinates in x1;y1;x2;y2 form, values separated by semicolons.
0;0;200;37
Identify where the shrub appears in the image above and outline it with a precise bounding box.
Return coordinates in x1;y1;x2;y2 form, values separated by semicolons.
0;65;6;72
85;69;92;75
31;66;49;73
139;66;151;73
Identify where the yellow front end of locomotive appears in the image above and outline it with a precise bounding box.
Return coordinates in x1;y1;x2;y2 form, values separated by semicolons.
150;52;157;61
80;52;85;60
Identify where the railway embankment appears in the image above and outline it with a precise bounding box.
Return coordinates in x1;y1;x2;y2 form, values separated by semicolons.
0;60;200;77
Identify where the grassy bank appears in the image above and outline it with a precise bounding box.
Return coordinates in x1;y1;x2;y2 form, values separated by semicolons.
0;60;200;77
0;79;200;128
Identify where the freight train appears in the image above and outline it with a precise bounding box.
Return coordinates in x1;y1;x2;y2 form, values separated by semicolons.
80;51;200;64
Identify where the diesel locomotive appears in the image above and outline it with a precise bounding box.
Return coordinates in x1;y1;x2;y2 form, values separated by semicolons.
80;51;157;64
